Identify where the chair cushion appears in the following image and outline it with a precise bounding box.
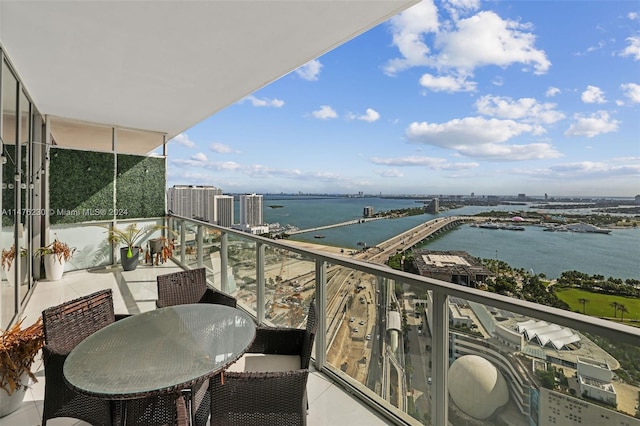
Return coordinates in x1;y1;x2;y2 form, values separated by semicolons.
226;353;301;373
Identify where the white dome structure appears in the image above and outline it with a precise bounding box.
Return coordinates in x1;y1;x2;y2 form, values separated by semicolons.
448;355;509;420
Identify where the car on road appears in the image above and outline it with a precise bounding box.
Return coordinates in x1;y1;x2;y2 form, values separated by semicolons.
366;334;371;340
354;327;359;333
427;377;432;385
359;320;365;325
349;317;355;322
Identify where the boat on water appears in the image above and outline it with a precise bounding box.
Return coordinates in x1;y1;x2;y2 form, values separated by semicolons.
478;222;502;229
545;222;611;234
314;235;325;239
476;222;525;231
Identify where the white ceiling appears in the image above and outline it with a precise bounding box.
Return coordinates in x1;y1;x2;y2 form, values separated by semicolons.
0;0;417;146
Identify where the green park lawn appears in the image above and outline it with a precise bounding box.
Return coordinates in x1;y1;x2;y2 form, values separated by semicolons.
554;287;640;322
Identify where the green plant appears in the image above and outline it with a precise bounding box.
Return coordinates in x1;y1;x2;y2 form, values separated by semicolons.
34;239;76;264
1;245;27;271
102;223;175;259
0;318;45;396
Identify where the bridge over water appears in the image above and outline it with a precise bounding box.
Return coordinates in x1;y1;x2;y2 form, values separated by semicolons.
288;216;385;235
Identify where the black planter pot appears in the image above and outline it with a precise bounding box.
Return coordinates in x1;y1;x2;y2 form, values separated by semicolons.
120;247;140;271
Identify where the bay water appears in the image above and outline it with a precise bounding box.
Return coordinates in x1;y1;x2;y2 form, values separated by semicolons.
261;196;640;280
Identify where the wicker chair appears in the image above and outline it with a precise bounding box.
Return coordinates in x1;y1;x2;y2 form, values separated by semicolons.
42;289;189;426
156;267;237;308
210;369;309;426
41;289;116;426
210;301;317;425
231;300;317;371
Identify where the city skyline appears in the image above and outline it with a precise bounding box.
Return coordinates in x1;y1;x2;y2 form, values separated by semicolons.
162;1;639;197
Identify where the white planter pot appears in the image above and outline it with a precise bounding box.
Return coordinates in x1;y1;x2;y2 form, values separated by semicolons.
3;257;28;288
0;372;29;417
44;255;66;281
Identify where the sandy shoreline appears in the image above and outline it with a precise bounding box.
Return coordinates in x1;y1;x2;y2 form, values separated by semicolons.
282;239;353;255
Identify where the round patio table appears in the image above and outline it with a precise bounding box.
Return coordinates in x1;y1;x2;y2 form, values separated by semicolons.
63;304;256;400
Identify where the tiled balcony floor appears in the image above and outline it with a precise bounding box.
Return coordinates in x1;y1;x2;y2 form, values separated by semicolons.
4;263;389;426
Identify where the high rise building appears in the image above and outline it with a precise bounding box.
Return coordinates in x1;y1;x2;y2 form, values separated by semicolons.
239;194;263;226
167;185;223;223
212;195;234;227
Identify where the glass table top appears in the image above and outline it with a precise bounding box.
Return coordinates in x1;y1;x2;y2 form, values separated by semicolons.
63;304;256;399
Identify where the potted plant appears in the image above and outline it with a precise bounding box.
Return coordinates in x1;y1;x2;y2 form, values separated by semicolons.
103;223;175;271
0;318;45;417
1;246;28;288
35;239;76;281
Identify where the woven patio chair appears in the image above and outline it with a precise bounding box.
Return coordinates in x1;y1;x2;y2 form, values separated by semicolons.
211;300;317;425
42;289;189;426
156;267;237;308
120;392;189;426
227;300;317;373
209;369;309;426
41;289;116;426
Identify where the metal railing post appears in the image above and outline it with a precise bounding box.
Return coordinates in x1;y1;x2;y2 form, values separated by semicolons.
196;225;203;268
315;259;327;369
431;289;449;426
179;220;186;265
256;242;265;324
220;232;228;293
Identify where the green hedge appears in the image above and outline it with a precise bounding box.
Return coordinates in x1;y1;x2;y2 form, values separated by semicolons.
116;154;165;219
49;148;165;224
50;149;114;224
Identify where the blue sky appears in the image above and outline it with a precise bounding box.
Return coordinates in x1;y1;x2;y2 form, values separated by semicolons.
164;0;640;197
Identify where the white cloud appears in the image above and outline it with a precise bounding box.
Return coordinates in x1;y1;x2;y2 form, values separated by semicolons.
357;108;380;123
549;159;640;178
385;8;550;77
191;152;207;162
295;59;323;81
374;169;404;178
442;0;480;20
629;12;639;21
621;36;640;61
419;73;476;92
475;95;565;124
621;83;640;103
172;158;242;171
546;87;561;97
169;133;196;148
383;0;439;75
210;142;233;154
581;85;606;104
406;117;562;160
371;156;479;170
311;105;338;120
434;11;551;75
242;95;285;108
564;111;620;138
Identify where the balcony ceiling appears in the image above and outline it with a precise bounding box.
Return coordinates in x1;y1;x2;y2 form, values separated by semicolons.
0;0;417;152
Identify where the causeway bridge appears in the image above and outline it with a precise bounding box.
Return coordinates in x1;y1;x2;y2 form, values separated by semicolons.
288;216;385;235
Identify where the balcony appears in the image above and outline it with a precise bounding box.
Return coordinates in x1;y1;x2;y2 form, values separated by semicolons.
6;262;389;426
3;215;639;426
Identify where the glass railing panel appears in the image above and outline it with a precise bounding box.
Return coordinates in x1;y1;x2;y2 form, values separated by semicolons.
263;245;315;329
324;264;388;402
49;220;114;271
225;233;257;314
445;299;640;426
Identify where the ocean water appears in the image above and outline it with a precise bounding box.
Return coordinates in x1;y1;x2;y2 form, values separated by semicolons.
261;196;640;280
